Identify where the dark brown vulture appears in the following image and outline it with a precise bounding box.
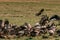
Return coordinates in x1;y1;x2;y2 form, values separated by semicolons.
49;15;60;25
56;29;60;36
0;20;3;27
4;19;9;26
36;9;44;16
39;15;49;26
50;15;60;20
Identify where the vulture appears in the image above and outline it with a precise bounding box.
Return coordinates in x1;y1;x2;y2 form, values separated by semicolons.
56;29;60;36
50;15;60;20
0;20;3;27
36;9;44;16
4;19;9;25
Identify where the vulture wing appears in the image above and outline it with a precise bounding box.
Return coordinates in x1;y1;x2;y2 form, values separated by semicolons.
50;15;60;20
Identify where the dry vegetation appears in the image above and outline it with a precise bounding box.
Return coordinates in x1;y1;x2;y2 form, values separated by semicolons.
0;0;60;2
0;2;60;25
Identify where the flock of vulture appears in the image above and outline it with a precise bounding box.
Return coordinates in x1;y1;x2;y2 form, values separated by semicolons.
0;9;60;39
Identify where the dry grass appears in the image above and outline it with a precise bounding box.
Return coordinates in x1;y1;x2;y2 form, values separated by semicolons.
0;2;60;25
0;0;59;2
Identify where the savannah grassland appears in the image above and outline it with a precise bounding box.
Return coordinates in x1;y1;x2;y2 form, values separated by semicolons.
0;0;60;40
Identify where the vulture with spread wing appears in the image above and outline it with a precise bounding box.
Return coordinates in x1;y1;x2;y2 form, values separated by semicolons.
50;15;60;20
